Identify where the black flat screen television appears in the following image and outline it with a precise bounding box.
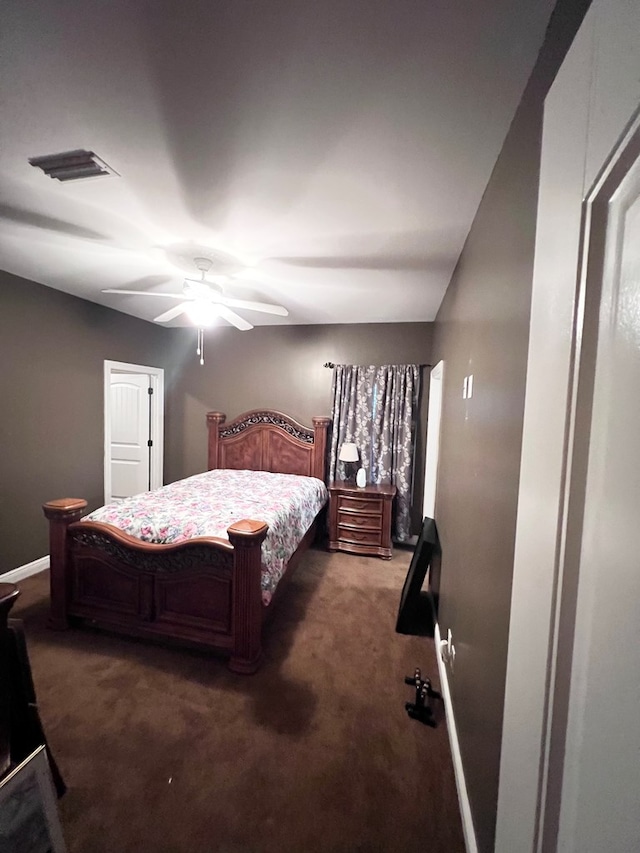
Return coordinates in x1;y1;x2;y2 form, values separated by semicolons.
395;516;440;636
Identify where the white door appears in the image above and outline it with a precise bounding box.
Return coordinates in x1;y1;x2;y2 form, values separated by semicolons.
109;373;151;501
423;360;444;519
104;360;164;504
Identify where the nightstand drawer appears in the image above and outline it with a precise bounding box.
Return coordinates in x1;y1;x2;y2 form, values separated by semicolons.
337;525;383;546
338;495;384;514
338;510;382;530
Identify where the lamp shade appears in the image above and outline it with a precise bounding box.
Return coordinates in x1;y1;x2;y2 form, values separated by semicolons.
338;442;359;463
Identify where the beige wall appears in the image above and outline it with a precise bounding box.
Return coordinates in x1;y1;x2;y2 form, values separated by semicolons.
0;271;182;573
430;1;592;851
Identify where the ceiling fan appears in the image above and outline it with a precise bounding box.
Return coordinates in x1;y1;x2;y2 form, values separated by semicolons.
102;256;289;332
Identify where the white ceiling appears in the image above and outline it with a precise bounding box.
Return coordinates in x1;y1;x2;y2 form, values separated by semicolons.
0;0;555;328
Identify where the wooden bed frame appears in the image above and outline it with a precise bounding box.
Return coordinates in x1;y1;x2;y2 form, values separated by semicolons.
43;410;330;674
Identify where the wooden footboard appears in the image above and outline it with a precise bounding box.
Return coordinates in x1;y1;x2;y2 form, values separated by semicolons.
43;500;269;674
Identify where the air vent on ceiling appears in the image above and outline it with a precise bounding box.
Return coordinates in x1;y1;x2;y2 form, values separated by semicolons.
28;149;119;181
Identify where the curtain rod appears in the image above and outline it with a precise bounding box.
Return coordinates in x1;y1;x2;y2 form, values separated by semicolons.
323;362;431;368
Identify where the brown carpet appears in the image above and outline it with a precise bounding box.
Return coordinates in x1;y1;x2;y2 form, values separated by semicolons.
12;547;465;853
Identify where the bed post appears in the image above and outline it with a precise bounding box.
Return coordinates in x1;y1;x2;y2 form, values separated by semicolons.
312;416;331;481
226;519;269;674
206;411;226;470
42;499;87;630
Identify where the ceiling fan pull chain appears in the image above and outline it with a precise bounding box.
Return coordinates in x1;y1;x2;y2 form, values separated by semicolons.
197;327;205;365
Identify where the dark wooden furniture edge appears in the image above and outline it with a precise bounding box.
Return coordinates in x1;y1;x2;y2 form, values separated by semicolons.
0;583;65;795
0;583;21;777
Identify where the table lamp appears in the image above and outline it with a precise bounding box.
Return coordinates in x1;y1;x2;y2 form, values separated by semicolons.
338;442;359;483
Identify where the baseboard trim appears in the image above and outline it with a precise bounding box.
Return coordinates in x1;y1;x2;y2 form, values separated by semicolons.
434;621;478;853
1;556;49;583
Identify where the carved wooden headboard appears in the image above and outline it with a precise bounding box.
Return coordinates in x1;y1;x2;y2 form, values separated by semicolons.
206;410;330;481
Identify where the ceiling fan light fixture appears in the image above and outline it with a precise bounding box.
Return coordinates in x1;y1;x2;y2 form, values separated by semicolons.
183;278;223;299
185;299;218;327
103;251;287;338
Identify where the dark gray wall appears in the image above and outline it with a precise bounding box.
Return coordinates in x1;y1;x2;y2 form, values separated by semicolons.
0;271;182;573
166;322;433;531
430;2;591;851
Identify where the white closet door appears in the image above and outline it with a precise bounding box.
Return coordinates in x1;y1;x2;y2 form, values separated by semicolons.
109;373;150;501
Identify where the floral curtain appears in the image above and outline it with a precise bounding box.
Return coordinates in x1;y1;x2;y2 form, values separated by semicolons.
329;364;375;481
329;363;421;541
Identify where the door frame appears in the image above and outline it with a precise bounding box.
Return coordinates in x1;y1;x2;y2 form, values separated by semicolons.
496;3;640;851
542;111;640;853
423;360;444;519
104;360;164;503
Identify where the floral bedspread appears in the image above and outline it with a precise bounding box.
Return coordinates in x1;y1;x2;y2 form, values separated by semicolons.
84;470;328;605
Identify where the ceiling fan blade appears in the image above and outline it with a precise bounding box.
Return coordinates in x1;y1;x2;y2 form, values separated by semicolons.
216;305;253;331
153;303;190;323
102;289;185;299
220;296;289;317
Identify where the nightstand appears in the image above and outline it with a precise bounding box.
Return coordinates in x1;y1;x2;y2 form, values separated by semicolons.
328;480;397;560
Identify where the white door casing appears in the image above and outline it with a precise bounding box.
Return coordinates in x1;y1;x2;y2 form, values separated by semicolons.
104;361;164;503
553;119;640;853
423;360;444;519
497;2;640;851
496;16;596;848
